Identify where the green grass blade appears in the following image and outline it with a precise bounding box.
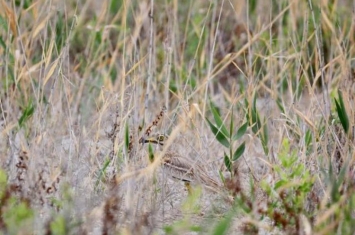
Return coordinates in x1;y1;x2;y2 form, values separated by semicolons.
233;142;245;161
305;129;312;153
206;118;230;148
0;15;8;32
209;100;229;137
276;96;285;113
124;123;130;152
148;143;155;163
224;152;232;172
0;36;6;49
334;90;349;134
229;106;234;139
233;122;248;140
18;102;35;128
94;158;111;190
218;170;226;184
262;120;269;155
0;170;7;198
251;109;261;134
249;94;261;134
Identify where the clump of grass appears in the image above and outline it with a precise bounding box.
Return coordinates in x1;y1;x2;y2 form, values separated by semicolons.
0;0;355;234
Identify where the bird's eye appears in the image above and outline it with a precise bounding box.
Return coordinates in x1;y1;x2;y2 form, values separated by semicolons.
157;135;166;146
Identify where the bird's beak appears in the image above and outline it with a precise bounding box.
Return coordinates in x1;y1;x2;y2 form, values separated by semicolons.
138;137;145;145
143;137;160;145
139;136;159;145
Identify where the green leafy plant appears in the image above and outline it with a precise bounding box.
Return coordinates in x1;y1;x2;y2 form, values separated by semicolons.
0;170;34;234
163;187;203;234
211;211;233;235
260;138;314;233
45;184;82;235
206;100;247;175
313;157;355;234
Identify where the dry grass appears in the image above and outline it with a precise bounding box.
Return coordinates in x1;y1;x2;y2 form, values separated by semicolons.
0;0;355;234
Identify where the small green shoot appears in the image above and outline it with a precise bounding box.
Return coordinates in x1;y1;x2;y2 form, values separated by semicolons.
211;212;233;235
246;94;269;155
305;129;313;154
224;152;232;172
334;90;349;134
18;101;35;128
3;198;34;234
94;158;111;190
148;143;155;163
50;215;67;235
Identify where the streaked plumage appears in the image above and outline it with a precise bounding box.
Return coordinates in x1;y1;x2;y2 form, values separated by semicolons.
142;133;222;193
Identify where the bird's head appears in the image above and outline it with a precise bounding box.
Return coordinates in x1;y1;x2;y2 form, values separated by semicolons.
140;133;168;146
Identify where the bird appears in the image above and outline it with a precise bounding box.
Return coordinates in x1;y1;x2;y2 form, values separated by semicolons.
141;133;223;194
